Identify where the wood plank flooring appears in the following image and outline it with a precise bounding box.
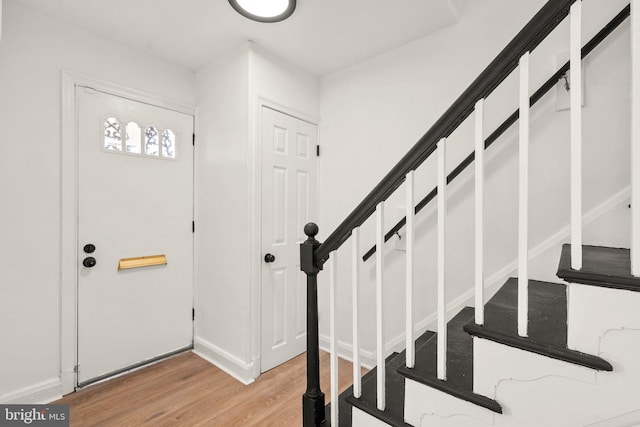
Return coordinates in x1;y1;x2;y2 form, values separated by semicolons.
55;351;359;426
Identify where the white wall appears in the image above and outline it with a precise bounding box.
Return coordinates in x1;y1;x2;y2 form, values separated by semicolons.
318;0;632;361
194;43;319;383
0;0;195;403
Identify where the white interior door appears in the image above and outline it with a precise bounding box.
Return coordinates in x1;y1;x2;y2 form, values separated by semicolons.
261;106;318;372
77;87;194;386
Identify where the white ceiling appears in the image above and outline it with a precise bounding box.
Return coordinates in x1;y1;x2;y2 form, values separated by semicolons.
15;0;469;76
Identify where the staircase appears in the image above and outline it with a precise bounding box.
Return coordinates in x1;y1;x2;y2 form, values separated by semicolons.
300;1;640;426
336;245;640;426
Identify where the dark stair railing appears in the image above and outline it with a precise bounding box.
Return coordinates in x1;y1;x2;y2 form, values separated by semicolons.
362;4;631;263
300;1;598;425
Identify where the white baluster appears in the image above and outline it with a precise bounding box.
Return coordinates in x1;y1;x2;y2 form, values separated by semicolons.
570;1;583;271
518;52;530;338
351;227;362;398
632;0;640;276
437;138;447;381
406;171;415;368
329;251;339;426
475;99;485;326
376;202;386;410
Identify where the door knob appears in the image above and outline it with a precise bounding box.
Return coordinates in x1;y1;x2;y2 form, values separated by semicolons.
83;257;97;268
264;253;276;263
83;243;96;254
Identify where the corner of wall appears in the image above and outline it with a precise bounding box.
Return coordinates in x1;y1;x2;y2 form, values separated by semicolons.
193;336;257;385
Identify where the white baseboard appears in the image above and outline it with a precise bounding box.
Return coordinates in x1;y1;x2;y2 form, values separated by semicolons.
587;408;640;426
0;379;62;404
193;336;256;385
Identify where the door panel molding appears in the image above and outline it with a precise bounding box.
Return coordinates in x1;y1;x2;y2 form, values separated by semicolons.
258;102;319;372
60;71;196;394
249;97;320;378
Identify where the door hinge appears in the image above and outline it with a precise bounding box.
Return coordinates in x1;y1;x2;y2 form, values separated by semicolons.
193;133;196;146
74;365;79;374
316;145;320;157
192;308;195;321
192;221;195;233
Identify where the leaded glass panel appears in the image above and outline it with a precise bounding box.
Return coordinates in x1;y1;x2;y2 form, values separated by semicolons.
162;129;176;159
145;126;159;156
104;117;122;151
125;122;142;154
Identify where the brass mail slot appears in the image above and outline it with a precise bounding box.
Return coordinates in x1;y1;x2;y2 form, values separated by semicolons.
118;254;167;270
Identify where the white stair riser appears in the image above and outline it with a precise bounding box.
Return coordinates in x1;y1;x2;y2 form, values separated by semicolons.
473;337;595;398
404;378;495;426
472;329;640;426
567;283;640;354
352;407;393;426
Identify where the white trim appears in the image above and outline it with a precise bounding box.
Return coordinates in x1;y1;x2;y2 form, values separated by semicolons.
631;0;640;275
484;186;630;295
319;336;376;370
587;408;640;426
247;48;261;380
60;71;196;395
0;379;62;404
193;337;256;385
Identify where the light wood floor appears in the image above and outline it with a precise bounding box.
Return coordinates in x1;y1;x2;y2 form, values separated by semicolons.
55;351;357;426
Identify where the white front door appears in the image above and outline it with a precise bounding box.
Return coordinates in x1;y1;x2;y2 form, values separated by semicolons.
261;106;318;372
76;87;194;386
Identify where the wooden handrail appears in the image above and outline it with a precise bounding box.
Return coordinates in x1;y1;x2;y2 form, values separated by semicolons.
311;0;577;268
361;4;631;262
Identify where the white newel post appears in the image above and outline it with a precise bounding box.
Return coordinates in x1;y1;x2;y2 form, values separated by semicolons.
570;0;583;271
475;99;485;326
632;0;640;276
518;52;530;338
376;202;386;411
437;138;447;380
406;171;415;368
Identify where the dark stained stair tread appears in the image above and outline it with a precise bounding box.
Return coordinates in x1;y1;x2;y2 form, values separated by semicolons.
557;244;640;291
344;337;434;427
397;307;502;414
463;278;612;371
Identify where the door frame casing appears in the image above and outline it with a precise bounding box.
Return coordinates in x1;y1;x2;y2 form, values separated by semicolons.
250;97;320;376
60;71;196;394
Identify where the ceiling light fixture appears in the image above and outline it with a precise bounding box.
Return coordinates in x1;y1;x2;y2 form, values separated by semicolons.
228;0;296;23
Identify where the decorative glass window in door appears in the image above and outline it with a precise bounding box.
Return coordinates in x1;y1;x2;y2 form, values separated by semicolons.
162;129;176;159
125;122;142;154
145;126;159;156
103;117;177;160
104;117;122;151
